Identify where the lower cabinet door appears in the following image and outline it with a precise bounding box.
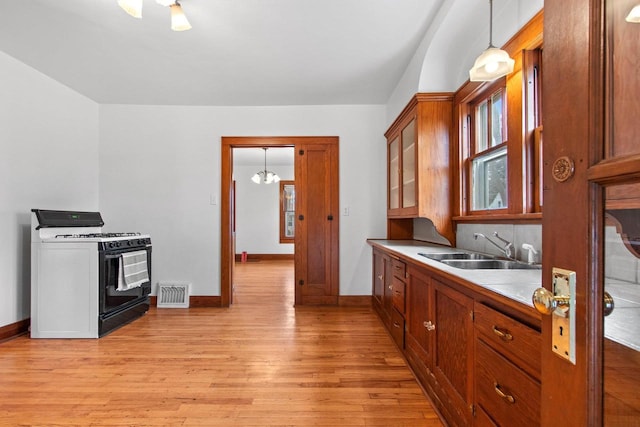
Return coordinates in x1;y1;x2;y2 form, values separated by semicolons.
475;339;540;426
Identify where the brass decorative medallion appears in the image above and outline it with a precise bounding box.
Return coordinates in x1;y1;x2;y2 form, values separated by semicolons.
552;156;575;182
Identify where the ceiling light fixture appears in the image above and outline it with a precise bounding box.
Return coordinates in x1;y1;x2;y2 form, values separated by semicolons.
626;5;640;23
117;0;192;31
117;0;143;18
170;2;192;31
251;148;281;185
469;0;514;82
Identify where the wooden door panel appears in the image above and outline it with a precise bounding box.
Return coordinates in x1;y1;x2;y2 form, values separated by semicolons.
432;279;474;426
295;142;339;305
543;0;640;424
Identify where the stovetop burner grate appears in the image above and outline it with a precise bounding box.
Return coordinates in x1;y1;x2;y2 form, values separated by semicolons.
55;232;142;239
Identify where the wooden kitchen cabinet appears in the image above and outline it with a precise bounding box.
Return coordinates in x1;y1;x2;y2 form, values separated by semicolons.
369;243;542;427
432;278;474;426
385;93;454;244
405;265;474;427
372;248;405;348
372;249;385;311
473;302;541;426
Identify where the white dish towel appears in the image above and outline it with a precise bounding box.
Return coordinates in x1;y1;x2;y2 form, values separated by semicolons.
117;250;149;291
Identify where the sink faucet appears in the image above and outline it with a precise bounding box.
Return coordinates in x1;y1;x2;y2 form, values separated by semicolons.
521;243;539;264
474;232;515;259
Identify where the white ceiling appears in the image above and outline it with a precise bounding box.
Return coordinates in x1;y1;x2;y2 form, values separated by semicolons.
0;0;444;106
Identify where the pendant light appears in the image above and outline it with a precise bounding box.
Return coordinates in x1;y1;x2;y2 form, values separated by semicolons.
251;148;281;185
118;0;192;31
469;0;514;82
117;0;143;18
169;2;192;32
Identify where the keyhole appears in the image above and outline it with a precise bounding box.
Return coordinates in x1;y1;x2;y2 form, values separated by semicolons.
559;326;564;336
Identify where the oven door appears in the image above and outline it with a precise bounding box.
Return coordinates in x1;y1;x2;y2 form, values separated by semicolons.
99;246;151;315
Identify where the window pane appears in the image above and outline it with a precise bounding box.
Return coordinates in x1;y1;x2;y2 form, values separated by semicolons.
491;91;504;147
472;147;508;210
476;101;489;152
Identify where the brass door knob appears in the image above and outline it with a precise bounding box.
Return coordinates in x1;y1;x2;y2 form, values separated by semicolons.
532;287;570;315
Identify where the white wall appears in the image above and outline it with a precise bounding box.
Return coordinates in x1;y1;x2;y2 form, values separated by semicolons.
0;51;99;327
99;104;388;297
234;164;294;255
386;0;543;125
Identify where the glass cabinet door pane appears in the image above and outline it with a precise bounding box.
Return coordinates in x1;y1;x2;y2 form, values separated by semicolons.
603;182;640;425
402;119;416;208
389;137;400;209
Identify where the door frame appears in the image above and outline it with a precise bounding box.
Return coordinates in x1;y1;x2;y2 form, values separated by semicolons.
220;136;339;307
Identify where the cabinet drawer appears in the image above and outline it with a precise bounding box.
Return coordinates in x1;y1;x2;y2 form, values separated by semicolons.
474;303;541;377
391;277;406;313
475;340;540;427
390;308;405;349
391;258;406;279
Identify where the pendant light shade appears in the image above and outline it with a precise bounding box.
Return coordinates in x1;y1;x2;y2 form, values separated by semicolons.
469;0;514;82
469;47;515;81
117;0;143;18
251;148;280;185
170;3;192;31
118;0;192;31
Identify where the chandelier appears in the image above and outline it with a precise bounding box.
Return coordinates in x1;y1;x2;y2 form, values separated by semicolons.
251;148;281;185
117;0;192;31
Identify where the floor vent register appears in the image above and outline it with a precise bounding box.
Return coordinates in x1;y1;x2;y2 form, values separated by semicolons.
157;283;190;308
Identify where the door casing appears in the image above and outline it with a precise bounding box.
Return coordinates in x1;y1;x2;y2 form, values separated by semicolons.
220;136;339;307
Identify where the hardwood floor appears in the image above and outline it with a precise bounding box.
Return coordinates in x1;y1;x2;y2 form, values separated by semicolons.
0;260;443;426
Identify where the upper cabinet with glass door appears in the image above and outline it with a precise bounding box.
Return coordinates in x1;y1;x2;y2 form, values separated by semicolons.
385;93;455;244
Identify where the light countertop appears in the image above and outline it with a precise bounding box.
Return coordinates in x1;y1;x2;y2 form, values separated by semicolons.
368;239;541;308
368;239;640;352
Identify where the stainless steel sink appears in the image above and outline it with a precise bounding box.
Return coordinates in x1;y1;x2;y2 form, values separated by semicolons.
440;259;541;270
418;252;495;261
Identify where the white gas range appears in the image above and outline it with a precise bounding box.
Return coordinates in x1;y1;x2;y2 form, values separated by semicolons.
30;209;152;338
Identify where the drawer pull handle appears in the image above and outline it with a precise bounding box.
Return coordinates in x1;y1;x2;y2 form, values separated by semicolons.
492;326;513;341
423;321;436;331
494;382;515;404
393;322;401;329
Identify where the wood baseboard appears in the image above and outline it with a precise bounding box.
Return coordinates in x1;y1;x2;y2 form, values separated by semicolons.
0;318;30;342
234;253;294;262
338;296;373;307
150;295;222;308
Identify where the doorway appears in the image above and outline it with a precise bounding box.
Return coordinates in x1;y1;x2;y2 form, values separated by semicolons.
221;136;339;307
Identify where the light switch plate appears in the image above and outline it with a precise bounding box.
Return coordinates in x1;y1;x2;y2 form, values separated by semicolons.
551;267;576;364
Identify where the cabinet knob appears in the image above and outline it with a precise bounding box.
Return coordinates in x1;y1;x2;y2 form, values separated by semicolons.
388;285;393;290
423;320;435;331
377;275;383;281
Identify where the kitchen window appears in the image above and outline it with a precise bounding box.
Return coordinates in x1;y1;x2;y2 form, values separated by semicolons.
469;86;507;211
453;12;543;221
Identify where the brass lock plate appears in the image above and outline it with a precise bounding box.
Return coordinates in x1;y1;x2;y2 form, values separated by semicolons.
551;267;576;364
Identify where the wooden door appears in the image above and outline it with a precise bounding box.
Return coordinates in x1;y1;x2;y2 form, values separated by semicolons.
542;0;640;424
294;142;339;305
431;279;474;427
220;137;339;308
